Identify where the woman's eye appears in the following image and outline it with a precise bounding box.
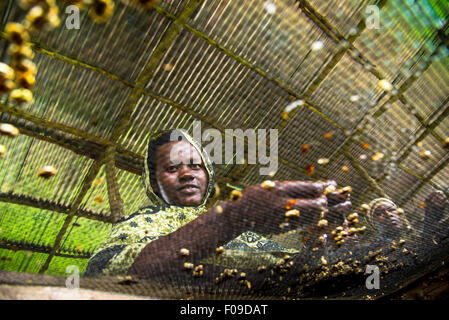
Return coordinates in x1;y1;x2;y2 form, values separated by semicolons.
190;164;201;170
167;166;178;172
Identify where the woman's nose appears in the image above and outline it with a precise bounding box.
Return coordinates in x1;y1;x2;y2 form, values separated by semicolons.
178;164;194;179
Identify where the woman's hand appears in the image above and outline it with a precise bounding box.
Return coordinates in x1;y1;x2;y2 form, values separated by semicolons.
219;180;339;234
373;201;404;231
425;191;448;222
423;191;449;239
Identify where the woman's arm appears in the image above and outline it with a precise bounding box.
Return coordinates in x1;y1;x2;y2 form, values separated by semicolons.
128;180;344;279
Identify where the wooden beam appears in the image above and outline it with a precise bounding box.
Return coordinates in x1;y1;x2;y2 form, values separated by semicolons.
0;192;112;223
0;238;91;259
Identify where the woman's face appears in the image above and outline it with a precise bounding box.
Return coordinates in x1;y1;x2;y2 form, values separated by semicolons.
153;141;208;206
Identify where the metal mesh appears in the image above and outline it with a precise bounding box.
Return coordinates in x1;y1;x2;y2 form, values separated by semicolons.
0;0;448;299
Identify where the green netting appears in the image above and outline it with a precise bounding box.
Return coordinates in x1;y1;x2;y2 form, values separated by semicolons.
0;249;48;274
0;203;65;247
46;256;89;277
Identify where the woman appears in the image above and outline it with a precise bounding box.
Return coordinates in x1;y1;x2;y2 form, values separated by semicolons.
84;129;340;279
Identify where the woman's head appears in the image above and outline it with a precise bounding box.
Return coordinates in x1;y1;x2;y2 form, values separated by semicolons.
144;129;214;206
152;140;208;206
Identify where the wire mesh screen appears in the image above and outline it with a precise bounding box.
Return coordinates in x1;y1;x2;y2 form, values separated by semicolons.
0;0;448;299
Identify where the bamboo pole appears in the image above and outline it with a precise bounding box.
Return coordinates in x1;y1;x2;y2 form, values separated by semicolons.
0;192;112;223
105;145;125;223
0;239;91;259
38;158;105;273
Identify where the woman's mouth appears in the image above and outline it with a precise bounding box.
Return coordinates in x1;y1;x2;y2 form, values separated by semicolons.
178;185;199;194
